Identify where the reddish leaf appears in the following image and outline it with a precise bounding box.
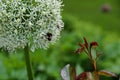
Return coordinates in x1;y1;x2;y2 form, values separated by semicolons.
93;71;100;80
90;42;98;49
83;37;88;49
76;72;92;80
98;70;117;77
79;44;85;47
70;67;76;80
75;47;84;54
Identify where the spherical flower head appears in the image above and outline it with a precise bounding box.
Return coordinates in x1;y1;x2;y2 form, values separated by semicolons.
0;0;64;51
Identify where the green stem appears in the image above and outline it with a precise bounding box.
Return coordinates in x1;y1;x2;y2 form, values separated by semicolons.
24;44;34;80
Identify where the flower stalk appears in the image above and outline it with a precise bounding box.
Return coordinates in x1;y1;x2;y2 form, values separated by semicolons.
24;44;34;80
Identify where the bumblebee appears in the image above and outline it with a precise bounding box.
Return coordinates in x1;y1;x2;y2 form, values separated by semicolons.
46;32;52;41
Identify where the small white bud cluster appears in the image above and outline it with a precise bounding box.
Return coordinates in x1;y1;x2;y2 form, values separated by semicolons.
0;0;64;51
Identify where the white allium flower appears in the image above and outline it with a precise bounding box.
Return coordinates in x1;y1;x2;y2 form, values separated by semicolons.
0;0;64;51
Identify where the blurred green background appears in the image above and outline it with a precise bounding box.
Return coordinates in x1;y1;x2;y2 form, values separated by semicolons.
0;0;120;80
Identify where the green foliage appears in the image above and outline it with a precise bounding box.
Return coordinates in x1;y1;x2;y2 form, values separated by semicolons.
0;0;120;79
0;14;120;79
63;0;120;33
